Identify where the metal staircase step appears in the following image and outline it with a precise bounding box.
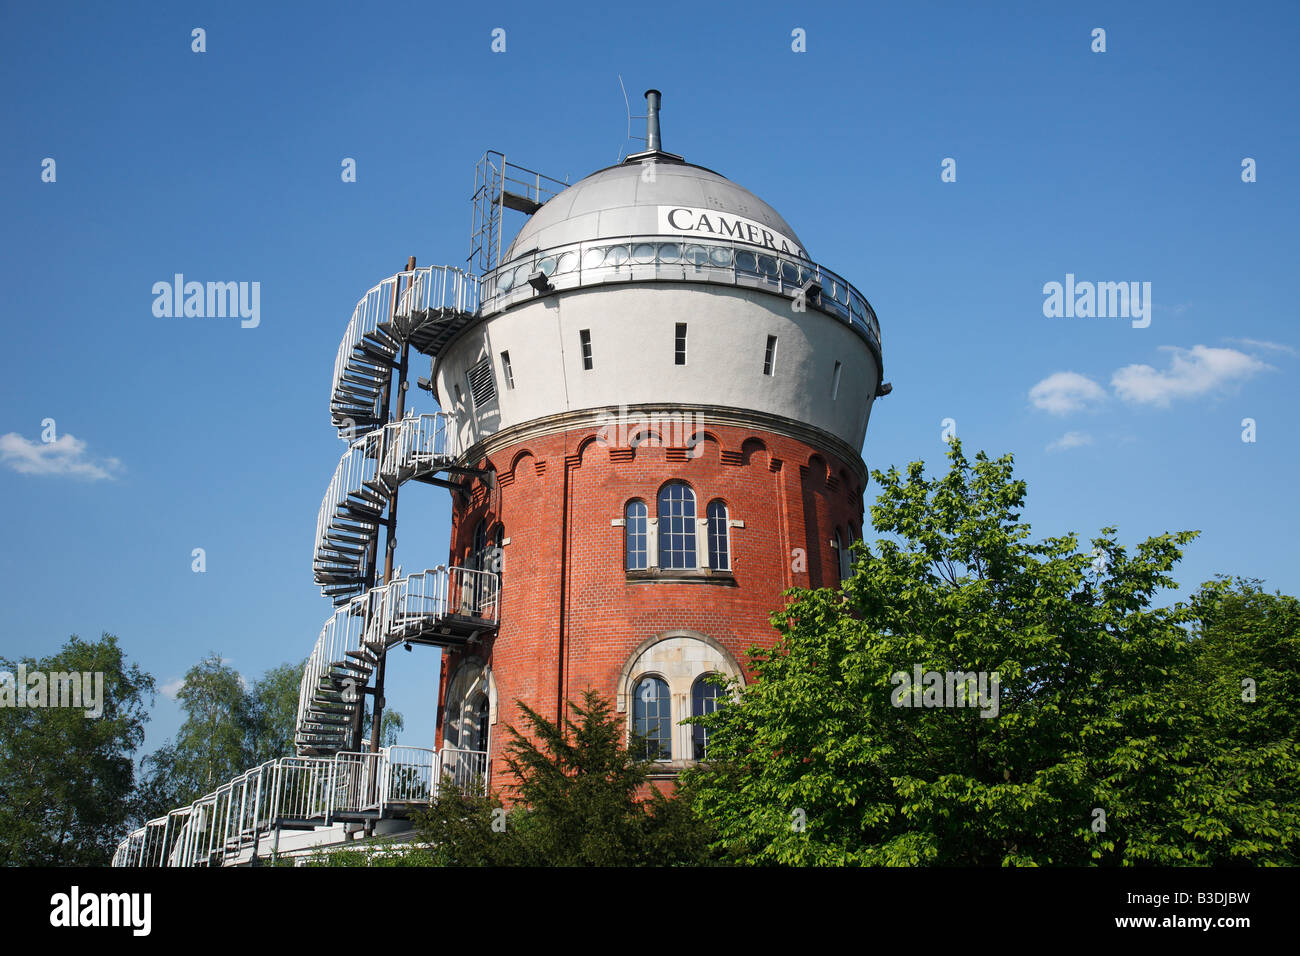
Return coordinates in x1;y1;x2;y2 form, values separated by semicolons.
307;715;351;727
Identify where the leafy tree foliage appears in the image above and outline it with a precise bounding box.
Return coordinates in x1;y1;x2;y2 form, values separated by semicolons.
360;702;405;750
406;689;719;866
136;655;312;821
686;441;1298;865
250;660;304;764
0;634;154;866
1147;577;1300;863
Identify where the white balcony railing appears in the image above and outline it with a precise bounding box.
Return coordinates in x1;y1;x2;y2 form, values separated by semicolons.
296;566;500;751
479;233;881;355
112;746;488;867
330;267;479;438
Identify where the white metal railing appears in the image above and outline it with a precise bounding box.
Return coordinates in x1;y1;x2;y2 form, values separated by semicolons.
394;265;480;322
438;746;490;795
331;267;479;437
377;412;458;488
313;431;383;583
296;566;500;750
332;751;384;815
365;566;501;647
384;746;437;804
480;233;881;354
112;746;489;867
296;594;368;741
313;414;460;602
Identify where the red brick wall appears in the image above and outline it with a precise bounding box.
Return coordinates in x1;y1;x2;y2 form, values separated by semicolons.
437;422;865;791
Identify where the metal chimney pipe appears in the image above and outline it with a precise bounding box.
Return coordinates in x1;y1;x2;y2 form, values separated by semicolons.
645;89;662;152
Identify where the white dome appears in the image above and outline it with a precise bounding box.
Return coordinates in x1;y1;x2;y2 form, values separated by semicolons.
502;156;809;263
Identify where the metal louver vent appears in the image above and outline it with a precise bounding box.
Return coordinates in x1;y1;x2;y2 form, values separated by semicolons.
466;357;498;409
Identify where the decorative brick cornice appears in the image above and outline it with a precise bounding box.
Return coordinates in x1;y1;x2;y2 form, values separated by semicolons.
461;403;868;487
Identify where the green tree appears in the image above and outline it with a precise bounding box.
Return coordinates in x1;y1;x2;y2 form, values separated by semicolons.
1129;577;1300;863
136;655;404;823
249;659;305;764
173;654;253;797
136;653;252;819
0;634;154;866
684;440;1253;865
407;689;719;866
360;703;406;749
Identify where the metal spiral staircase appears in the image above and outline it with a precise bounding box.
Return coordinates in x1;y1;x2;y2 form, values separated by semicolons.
112;262;500;867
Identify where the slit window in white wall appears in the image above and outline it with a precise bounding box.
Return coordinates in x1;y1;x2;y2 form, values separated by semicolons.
580;329;593;370
831;360;842;399
500;350;514;389
675;323;687;365
763;335;777;376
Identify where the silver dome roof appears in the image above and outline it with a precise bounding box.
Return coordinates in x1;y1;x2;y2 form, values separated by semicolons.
502;155;809;262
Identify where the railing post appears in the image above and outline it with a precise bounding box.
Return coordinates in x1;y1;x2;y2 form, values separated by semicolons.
325;758;335;825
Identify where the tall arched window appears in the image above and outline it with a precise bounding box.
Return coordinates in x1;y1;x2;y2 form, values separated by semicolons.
707;500;730;571
625;500;648;570
835;529;851;582
472;694;490;752
657;483;697;569
470;520;501;611
691;673;723;759
632;676;671;760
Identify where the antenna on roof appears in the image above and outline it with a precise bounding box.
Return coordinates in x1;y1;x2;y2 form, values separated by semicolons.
617;75;648;163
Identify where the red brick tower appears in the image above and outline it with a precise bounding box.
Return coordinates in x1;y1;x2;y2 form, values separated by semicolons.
434;92;886;787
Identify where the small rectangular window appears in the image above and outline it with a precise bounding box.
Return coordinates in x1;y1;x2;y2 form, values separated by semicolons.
763;335;777;376
831;360;842;399
580;329;593;370
675;323;687;365
500;350;514;389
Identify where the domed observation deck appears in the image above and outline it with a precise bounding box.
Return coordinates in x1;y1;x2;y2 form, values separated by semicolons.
433;94;885;467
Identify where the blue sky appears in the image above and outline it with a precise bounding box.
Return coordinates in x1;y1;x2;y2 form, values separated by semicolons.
2;0;1296;761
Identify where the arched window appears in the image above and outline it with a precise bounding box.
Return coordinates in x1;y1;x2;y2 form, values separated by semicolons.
625;500;648;570
691;673;723;760
657;483;697;569
707;500;730;571
835;529;851;582
632;676;671;760
472;694;490;752
470;520;501;611
472;519;487;569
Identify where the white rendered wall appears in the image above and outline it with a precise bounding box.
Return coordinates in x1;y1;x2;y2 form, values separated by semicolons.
433;283;879;455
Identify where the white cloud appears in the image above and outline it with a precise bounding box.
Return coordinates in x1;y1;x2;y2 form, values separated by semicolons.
1225;337;1298;357
1047;431;1093;452
1111;345;1270;407
0;432;123;480
1029;372;1107;415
